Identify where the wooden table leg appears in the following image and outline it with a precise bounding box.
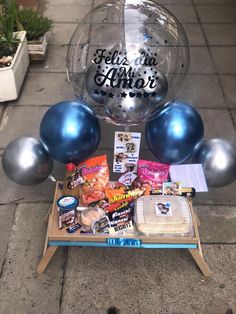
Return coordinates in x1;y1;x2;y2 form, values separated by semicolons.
37;246;58;274
194;212;201;228
188;205;212;277
37;209;56;274
188;248;212;278
44;206;52;224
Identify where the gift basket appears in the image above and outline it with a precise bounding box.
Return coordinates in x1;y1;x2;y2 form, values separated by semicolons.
57;153;196;238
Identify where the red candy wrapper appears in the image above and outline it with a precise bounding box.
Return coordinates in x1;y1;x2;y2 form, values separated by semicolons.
137;160;170;193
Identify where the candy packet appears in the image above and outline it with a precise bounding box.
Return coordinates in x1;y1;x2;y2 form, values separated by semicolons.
106;201;135;234
79;207;105;231
105;185;145;204
58;210;76;229
118;171;137;186
92;216;110;234
77;155;109;206
137;160;170;194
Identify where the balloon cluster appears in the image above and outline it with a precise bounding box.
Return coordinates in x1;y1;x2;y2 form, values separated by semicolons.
2;1;236;189
2;101;101;185
145;103;236;187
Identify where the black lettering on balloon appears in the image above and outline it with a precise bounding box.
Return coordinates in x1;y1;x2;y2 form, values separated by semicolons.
94;68;116;87
134;78;149;89
148;76;157;89
117;67;134;78
134;51;158;66
92;48;162;96
94;49;129;66
93;49;106;64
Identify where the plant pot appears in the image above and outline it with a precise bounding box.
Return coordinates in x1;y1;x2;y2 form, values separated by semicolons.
27;33;48;61
0;31;29;102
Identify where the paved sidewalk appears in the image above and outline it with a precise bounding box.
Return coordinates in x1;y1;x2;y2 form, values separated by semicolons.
0;0;236;313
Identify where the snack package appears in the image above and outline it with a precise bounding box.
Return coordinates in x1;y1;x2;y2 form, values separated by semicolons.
109;218;133;234
106;201;135;234
105;185;145;204
137;160;170;194
77;155;109;206
106;201;133;220
57;196;78;229
118;170;137;186
92;216;110;234
79;207;105;231
105;183;126;200
63;163;84;197
58;209;76;229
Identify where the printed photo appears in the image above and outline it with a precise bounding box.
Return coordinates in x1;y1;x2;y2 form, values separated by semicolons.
163;181;182;196
155;202;173;216
117;133;131;142
126;142;136;153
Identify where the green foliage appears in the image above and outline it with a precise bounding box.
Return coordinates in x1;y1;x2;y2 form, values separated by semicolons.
17;9;53;41
0;0;19;57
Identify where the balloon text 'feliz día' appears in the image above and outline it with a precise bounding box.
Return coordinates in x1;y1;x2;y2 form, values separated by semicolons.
93;49;160;91
93;49;158;67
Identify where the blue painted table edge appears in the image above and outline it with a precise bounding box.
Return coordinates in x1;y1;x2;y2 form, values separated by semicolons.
48;240;198;249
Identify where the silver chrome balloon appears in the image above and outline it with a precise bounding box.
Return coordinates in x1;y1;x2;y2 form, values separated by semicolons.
85;62;112;104
193;138;236;188
2;137;53;186
105;92;149;126
141;67;168;106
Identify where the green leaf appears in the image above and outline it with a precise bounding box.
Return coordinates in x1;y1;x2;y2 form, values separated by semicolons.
17;8;53;41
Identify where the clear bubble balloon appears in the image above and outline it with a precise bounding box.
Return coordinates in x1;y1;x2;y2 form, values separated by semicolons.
66;0;189;126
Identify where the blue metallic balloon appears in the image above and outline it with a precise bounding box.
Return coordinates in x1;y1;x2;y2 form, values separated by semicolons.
145;100;204;164
40;100;100;164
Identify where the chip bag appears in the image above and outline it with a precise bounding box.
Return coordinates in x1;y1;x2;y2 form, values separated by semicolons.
77;155;109;206
137;160;170;193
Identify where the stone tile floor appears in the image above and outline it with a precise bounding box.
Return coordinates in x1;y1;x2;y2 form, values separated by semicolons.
0;0;236;313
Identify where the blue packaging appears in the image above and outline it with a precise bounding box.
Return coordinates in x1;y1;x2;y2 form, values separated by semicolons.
57;195;78;213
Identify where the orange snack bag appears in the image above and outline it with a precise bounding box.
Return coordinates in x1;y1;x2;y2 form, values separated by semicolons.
105;186;126;200
77;155;109;206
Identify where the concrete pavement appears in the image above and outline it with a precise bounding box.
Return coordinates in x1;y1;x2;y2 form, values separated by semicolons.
0;0;236;313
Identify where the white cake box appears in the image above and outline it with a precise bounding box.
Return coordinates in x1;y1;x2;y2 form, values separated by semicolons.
0;31;29;102
135;195;193;236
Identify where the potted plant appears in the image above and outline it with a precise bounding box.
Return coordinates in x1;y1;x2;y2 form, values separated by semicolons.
17;8;53;61
0;0;29;102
